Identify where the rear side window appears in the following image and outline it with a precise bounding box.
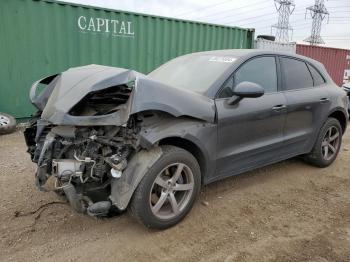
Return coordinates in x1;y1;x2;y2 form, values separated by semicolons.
308;64;326;86
281;57;313;90
234;56;278;93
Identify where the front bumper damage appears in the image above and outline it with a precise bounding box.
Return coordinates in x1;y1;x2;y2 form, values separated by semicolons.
24;64;215;216
24;117;162;215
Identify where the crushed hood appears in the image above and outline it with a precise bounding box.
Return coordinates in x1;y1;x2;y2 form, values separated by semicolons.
30;64;215;125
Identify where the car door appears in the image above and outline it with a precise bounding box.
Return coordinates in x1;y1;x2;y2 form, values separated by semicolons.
279;56;331;155
215;56;288;178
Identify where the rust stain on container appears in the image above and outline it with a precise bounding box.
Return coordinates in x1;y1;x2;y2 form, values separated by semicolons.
296;44;350;86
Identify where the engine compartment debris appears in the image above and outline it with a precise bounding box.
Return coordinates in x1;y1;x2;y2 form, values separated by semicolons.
24;114;141;216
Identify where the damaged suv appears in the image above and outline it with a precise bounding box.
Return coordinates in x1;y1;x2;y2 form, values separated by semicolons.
24;50;348;229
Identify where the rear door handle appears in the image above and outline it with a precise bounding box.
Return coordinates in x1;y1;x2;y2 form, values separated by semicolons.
272;105;287;111
320;98;330;103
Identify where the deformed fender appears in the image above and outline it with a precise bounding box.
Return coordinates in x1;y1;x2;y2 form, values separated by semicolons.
130;77;215;123
109;146;162;210
138;117;218;183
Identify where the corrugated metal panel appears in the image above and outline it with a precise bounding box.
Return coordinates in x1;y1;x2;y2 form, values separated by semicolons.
296;44;350;87
0;0;254;118
255;39;296;53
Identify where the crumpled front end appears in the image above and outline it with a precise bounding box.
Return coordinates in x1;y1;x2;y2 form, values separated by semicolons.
30;65;142;126
24;64;215;216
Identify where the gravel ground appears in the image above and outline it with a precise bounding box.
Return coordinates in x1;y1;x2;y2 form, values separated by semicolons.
0;129;349;262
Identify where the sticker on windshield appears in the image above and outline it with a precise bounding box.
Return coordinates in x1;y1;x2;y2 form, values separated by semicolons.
208;56;236;63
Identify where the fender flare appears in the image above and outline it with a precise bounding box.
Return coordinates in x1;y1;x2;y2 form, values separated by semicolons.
328;106;348;119
326;106;349;134
307;107;349;153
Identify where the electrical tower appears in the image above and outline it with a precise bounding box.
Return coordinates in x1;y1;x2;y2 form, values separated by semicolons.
304;0;329;45
271;0;295;43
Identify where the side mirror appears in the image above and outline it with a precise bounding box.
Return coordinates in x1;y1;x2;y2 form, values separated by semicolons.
227;81;265;105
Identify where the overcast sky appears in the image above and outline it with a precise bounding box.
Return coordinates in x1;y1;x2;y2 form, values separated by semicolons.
59;0;350;49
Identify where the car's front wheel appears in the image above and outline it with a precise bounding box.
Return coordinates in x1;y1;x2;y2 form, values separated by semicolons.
129;145;201;229
305;117;342;167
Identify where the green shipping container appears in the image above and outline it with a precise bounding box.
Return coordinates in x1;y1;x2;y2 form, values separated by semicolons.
0;0;255;118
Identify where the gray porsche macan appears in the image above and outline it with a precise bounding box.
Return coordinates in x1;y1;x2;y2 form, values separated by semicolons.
24;50;349;229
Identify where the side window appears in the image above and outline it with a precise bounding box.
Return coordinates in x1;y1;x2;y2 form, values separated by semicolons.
281;57;313;90
234;56;278;93
218;56;277;98
308;64;326;86
219;77;234;98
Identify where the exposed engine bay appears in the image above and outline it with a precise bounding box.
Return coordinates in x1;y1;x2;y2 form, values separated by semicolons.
24;114;142;216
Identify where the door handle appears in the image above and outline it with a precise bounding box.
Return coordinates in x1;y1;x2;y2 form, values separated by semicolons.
272;105;287;111
320;98;330;103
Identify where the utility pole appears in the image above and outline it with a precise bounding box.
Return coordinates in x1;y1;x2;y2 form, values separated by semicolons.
304;0;329;45
271;0;295;43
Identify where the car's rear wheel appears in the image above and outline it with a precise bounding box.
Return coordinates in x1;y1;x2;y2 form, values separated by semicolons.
304;117;342;167
129;145;201;229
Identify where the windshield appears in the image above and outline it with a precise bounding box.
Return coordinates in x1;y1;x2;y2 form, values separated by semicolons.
148;54;236;93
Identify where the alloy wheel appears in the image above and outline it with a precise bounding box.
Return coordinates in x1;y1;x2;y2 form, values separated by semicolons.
321;126;340;161
149;163;194;220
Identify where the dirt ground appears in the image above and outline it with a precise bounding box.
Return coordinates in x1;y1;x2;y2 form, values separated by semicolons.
0;129;349;262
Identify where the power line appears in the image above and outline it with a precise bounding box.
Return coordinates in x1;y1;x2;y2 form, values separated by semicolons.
187;1;313;24
241;16;302;27
230;12;349;29
175;0;233;17
231;13;309;27
218;6;309;24
224;12;277;25
327;6;350;9
173;0;349;45
328;22;350;24
178;0;350;26
222;10;307;25
206;3;318;26
194;0;272;20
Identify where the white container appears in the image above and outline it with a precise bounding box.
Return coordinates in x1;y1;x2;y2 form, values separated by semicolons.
255;38;296;53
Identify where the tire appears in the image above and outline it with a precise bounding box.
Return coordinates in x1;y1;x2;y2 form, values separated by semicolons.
304;117;342;167
129;145;201;229
0;112;16;135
